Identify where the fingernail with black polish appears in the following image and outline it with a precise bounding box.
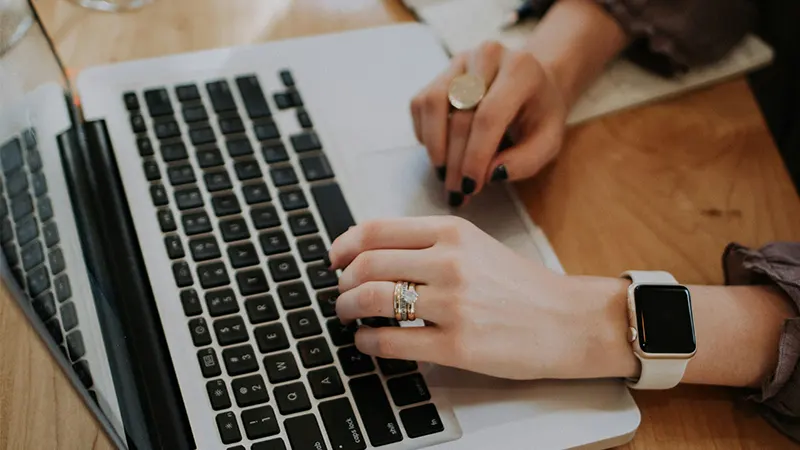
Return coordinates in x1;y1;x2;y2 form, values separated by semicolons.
461;177;476;195
436;166;446;181
448;191;464;207
491;164;508;182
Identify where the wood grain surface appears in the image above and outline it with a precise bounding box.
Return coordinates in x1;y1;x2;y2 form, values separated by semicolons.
0;0;796;448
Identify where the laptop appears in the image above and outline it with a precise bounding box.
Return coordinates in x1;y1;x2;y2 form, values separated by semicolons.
0;2;640;449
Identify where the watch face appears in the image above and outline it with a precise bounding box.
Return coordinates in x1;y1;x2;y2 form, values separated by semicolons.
634;285;696;354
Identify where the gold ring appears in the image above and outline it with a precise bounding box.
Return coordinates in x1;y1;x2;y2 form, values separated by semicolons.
406;283;418;321
448;73;486;110
394;281;408;321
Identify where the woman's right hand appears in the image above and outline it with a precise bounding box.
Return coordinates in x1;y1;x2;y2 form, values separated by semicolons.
410;40;569;207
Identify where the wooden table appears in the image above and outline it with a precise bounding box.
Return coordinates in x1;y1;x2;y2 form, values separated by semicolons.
1;0;798;448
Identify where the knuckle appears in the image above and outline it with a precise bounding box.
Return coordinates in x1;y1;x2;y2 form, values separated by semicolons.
479;40;504;59
438;252;465;285
375;333;400;358
507;50;535;72
350;253;373;283
356;284;380;312
471;108;495;134
357;220;382;248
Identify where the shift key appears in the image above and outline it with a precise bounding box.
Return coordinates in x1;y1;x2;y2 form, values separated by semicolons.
348;374;402;446
319;397;366;450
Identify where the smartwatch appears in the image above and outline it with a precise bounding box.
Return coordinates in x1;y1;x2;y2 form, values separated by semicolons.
621;270;696;390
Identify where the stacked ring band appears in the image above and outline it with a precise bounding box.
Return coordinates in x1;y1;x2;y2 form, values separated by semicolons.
393;281;419;322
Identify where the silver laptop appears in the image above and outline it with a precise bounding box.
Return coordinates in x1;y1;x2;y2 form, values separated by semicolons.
0;3;639;449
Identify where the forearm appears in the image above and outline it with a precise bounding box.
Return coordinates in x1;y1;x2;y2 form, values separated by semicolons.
525;0;628;107
580;276;795;388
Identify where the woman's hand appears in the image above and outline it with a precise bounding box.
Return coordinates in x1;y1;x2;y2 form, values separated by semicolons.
410;41;568;207
328;215;636;381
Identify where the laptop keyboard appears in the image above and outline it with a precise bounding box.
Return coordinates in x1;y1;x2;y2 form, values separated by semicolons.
124;70;446;448
0;130;95;394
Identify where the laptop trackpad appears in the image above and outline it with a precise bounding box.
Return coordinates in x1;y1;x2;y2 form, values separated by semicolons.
345;145;546;264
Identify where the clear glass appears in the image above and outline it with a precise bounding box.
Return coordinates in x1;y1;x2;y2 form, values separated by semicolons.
69;0;152;12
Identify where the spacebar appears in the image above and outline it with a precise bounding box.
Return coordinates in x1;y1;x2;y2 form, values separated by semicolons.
311;183;356;241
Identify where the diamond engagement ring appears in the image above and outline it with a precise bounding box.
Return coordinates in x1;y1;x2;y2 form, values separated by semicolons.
403;283;419;321
393;281;419;322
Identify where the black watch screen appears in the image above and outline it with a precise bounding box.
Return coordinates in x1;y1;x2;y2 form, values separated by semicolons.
634;284;696;354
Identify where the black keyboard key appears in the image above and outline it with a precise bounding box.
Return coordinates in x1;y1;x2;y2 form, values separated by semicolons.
204;171;232;192
144;88;173;117
279;69;295;87
269;166;297;187
215;411;242;445
37;197;53;222
176;84;200;102
198;348;222;378
66;331;86;362
158;209;178;232
251;205;279;229
297;109;313;129
182;105;208;123
189;235;221;261
73;360;93;388
32;292;56;321
31;171;47;196
226;136;253;157
130;114;146;133
349;374;402;446
236;75;272;119
300;154;334;182
212;193;241;216
167;164;196;185
297;237;326;262
43;221;59;248
197;261;229;288
273;93;292;110
252;439;286;450
60;301;78;331
232;374;269;408
189;317;212;346
377;358;418;376
400;404;444;438
26;266;50;297
298;337;333;368
285;415;326;450
262;142;289;164
258;230;289;257
190;127;216;146
155;121;181;140
206;288;239;317
288;212;317;236
277;282;310;310
54;274;71;302
123;92;139;110
228;242;259;268
11;193;33;220
317;290;339;317
214;316;249;346
242;405;279;440
309;366;345;400
254;121;280;141
242;182;270;204
236;268;269;296
27;149;43;172
1;138;23;173
387;373;431;406
219;116;245;135
180;289;203;316
207;80;237;113
287;309;321;338
279;189;307;211
222;344;258;376
21;240;43;271
268;255;300;282
274;381;311;415
245;295;278;324
175;187;204;210
206;379;232;411
327;318;356;347
263;351;300;383
15;216;38;247
172;261;193;287
234;159;262;181
182;210;212;235
0;219;11;243
307;264;337;289
197;147;224;168
49;247;66;275
338;346;375;376
143;160;161;181
289;90;303;107
161;142;188;162
254;323;289;354
220;218;249;242
7;170;28;196
290;131;321;153
311;183;356;241
319;397;366;450
137;137;154;156
45;318;63;344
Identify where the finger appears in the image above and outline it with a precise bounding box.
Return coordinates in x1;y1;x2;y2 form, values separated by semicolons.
338;249;437;292
329;217;446;269
443;110;471;207
484;116;564;183
335;281;443;323
420;55;468;170
355;326;446;363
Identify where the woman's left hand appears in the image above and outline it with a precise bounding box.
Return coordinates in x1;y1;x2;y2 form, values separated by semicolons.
327;215;634;381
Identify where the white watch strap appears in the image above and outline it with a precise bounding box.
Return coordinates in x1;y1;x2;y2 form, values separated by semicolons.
621;270;689;390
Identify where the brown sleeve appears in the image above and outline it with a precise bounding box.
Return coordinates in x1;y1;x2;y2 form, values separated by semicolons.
594;0;758;76
723;242;800;440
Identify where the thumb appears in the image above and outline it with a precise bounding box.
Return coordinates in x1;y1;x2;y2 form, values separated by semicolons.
483;120;563;183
